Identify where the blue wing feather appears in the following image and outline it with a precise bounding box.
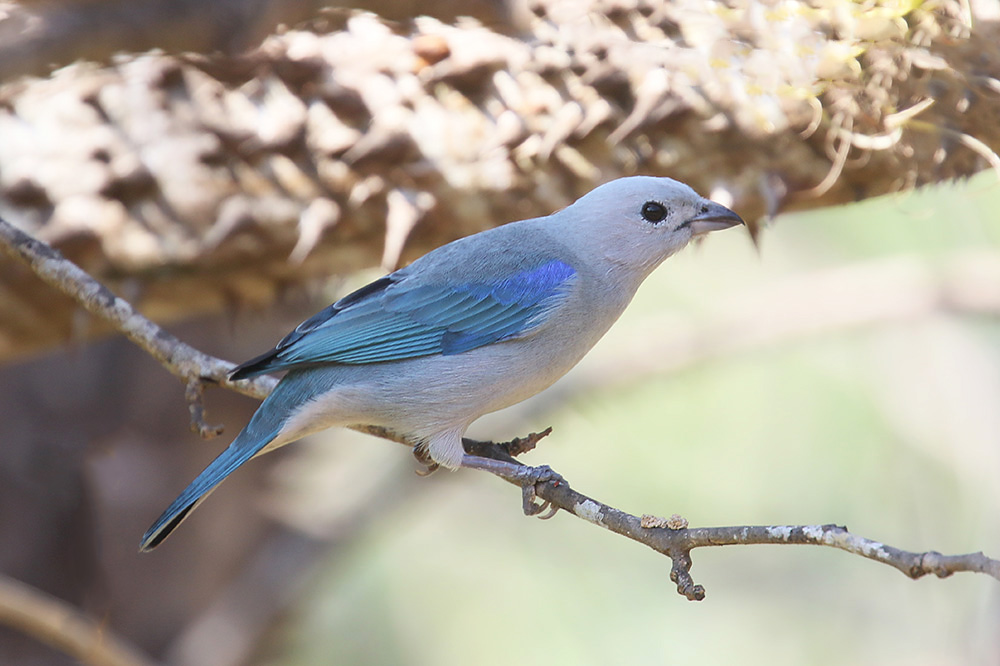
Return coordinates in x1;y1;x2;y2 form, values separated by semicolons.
229;258;576;378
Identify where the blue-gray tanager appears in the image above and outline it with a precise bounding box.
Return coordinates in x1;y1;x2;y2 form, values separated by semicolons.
140;176;743;551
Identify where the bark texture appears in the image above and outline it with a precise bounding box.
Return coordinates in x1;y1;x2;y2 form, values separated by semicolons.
1;0;998;361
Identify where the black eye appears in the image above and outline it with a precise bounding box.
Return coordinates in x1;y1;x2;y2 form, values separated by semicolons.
641;201;668;223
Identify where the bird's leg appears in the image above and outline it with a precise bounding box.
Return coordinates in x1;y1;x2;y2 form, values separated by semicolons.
460;429;562;517
459;454;564;517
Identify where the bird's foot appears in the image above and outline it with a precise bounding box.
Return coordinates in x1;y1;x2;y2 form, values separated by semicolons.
412;446;440;476
508;464;563;516
460;455;564;517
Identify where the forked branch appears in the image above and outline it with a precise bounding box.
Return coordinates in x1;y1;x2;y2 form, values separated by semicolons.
462;438;1000;599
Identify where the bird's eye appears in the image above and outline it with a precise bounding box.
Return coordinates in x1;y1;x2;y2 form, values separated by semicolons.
641;201;668;224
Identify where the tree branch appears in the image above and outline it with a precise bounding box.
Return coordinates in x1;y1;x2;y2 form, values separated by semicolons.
2;214;997;599
464;438;1000;600
0;215;274;401
0;574;159;666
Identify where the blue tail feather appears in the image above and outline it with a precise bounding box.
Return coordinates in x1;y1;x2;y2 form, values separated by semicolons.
139;427;277;551
140;367;346;551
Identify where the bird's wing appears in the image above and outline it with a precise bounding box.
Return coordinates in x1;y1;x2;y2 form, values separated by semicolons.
229;258;576;378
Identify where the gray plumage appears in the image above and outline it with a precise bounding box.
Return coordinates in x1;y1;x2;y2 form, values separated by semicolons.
141;176;743;551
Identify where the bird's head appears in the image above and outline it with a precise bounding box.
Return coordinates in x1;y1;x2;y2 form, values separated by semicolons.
559;176;745;274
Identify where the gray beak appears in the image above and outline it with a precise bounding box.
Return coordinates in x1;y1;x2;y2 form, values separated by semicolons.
684;201;745;236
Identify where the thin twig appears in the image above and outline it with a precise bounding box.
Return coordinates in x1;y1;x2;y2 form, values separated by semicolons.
462;437;1000;599
0;574;160;666
908;119;1000;180
803;112;851;197
0;217;275;402
185;378;225;438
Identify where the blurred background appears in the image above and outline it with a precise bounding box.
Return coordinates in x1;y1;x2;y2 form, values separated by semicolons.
2;1;1000;665
3;170;999;666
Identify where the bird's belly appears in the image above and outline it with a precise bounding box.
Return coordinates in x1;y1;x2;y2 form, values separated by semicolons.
321;333;593;438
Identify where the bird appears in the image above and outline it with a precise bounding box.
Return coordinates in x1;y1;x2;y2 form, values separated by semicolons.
140;176;744;551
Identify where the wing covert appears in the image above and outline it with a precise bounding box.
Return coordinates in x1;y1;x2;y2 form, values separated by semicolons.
229;259;576;378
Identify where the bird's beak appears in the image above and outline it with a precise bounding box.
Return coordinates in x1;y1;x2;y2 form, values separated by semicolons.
684;201;745;237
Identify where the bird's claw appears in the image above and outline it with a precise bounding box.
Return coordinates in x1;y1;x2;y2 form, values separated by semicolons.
514;464;563;517
458;455;565;518
413;446;439;476
537;502;560;520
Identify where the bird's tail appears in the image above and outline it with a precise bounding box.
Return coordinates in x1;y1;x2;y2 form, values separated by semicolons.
139;426;278;552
